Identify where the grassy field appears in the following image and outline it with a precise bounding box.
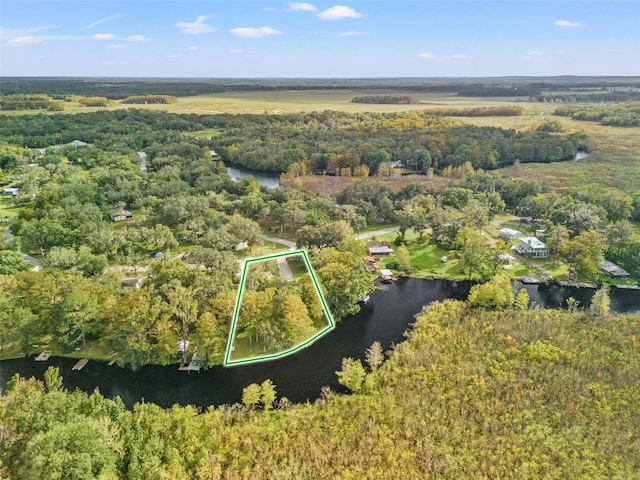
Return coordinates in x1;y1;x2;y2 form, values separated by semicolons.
0;196;23;220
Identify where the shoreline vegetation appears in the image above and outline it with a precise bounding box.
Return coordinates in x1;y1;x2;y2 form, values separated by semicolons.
2;300;639;478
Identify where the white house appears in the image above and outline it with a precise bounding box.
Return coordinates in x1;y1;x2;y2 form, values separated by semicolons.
68;140;87;147
516;237;549;258
498;227;522;241
3;187;19;196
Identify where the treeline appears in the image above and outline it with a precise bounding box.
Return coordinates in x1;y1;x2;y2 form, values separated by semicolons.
0;94;64;111
66;95;117;107
1;301;638;478
530;91;640;103
121;95;178;104
3;77;637;99
457;85;541;97
429;106;526;117
351;95;419;104
554;102;640;127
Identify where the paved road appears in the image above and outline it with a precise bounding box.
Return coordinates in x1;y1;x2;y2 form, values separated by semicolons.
355;226;400;240
276;257;294;281
263;235;296;250
3;221;41;270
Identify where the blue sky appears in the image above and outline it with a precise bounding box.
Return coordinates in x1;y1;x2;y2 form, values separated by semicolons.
1;1;639;77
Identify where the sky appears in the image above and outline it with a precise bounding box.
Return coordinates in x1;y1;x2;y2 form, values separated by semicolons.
1;0;639;78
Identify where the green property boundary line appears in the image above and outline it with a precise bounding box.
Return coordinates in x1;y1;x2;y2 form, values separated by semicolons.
223;249;335;366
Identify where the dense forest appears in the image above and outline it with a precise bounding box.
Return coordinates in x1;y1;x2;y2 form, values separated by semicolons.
0;109;592;175
1;301;638;479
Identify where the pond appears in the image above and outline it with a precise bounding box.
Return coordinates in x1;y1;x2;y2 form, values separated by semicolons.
226;164;281;190
2;279;639;409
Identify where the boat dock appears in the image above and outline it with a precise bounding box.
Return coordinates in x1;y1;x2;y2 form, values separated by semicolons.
72;358;89;370
179;348;202;373
35;350;52;361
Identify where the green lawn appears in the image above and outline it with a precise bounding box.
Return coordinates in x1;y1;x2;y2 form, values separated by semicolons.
370;230;468;280
0;195;24;220
183;128;219;138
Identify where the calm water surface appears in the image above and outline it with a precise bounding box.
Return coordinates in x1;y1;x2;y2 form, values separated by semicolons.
226;164;281;189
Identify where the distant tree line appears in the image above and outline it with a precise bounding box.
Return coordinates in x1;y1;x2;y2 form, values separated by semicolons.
351;95;419;104
3;77;637;100
530;91;640;103
554;103;640;127
0;94;64;111
428;106;525;117
121;95;178;104
456;86;541;97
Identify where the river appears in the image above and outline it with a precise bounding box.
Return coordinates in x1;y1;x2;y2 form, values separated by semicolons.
1;279;639;409
226;164;281;189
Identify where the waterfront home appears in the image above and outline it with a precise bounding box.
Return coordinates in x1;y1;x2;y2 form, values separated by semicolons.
599;260;630;278
516;236;549;258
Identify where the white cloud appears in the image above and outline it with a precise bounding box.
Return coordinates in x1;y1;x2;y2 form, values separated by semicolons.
108;44;125;49
286;2;317;12
451;54;471;59
418;52;436;59
188;45;198;52
93;33;117;40
168;53;183;58
556;50;567;56
230;26;282;38
176;16;215;34
230;48;246;54
318;5;362;21
126;34;148;42
526;50;544;57
2;36;42;49
339;30;370;36
83;14;123;30
554;20;583;28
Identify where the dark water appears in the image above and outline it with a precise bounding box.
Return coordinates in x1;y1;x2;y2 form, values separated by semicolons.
0;278;471;409
520;281;640;314
226;164;281;189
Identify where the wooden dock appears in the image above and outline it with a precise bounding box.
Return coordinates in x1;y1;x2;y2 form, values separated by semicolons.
72;358;89;370
35;350;52;361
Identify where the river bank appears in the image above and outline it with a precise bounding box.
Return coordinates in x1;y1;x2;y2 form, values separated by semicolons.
3;277;640;409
